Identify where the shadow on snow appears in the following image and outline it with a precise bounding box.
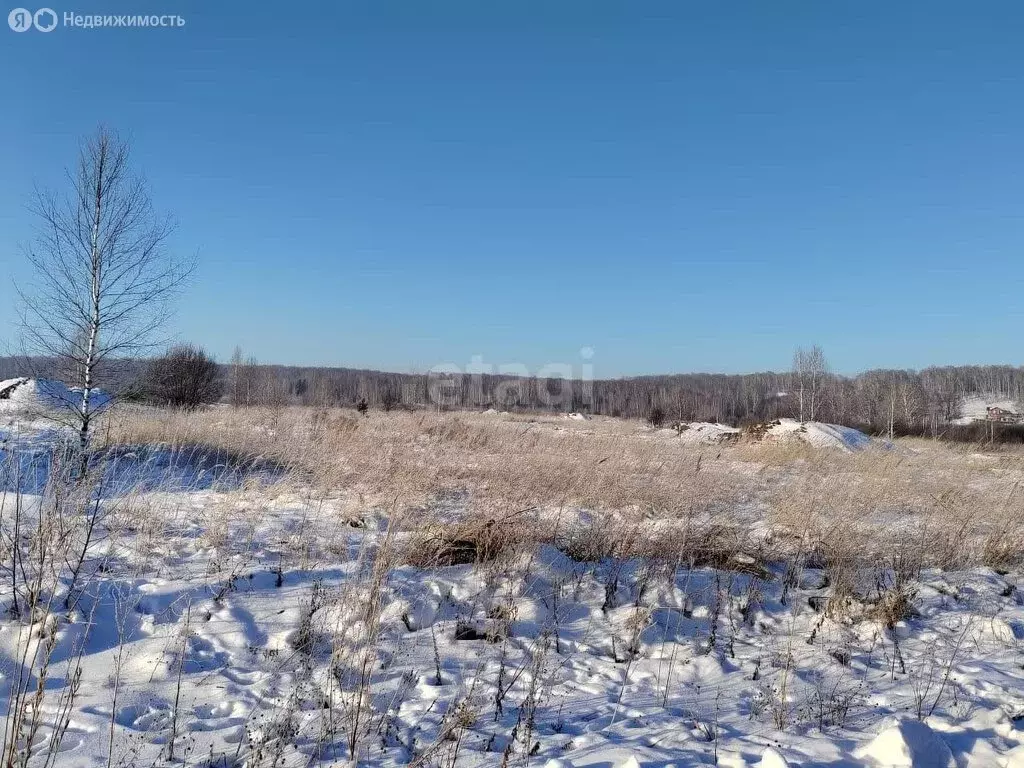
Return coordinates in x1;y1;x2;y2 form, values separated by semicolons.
0;433;284;495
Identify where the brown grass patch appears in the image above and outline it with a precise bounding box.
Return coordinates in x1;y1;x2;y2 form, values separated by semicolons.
97;404;1024;569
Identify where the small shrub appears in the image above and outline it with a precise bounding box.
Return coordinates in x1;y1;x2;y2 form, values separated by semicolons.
380;389;399;412
870;581;917;629
405;518;523;568
143;344;222;408
647;406;665;427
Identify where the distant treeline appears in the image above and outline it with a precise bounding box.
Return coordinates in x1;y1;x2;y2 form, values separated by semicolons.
4;354;1024;439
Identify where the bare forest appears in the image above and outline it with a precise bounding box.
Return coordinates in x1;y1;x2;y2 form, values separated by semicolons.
7;353;1019;437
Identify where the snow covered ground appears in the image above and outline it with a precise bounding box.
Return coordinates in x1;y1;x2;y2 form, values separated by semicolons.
0;406;1022;767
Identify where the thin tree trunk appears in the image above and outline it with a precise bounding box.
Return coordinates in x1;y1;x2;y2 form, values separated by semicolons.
78;144;106;478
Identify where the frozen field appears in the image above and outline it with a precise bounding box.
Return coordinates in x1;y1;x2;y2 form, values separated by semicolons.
1;402;1023;767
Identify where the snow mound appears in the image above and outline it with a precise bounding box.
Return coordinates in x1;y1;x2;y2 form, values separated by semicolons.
0;377;28;399
757;418;874;452
856;719;955;767
759;747;790;767
662;419;874;450
674;422;740;444
0;377;111;416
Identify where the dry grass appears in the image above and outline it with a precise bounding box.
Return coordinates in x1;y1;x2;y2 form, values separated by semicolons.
98;406;741;513
97;404;1024;569
8;404;1024;762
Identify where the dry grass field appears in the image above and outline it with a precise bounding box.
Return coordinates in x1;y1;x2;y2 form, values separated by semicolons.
100;405;1024;572
3;403;1024;767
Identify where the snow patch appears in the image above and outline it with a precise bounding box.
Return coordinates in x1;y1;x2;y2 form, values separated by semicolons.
759;418;876;452
674;421;741;444
0;377;111;417
857;719;955;767
758;747;790;767
668;419;876;451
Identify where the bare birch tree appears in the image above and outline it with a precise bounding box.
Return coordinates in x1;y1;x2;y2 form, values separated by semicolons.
792;348;808;422
806;345;828;421
792;345;828;422
16;127;191;466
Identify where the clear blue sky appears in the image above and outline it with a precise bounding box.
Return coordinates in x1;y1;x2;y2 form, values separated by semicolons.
2;1;1022;377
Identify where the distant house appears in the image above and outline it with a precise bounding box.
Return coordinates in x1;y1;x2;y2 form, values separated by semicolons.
985;406;1021;424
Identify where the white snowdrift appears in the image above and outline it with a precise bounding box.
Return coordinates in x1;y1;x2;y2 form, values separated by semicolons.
763;418;874;452
0;377;111;417
674;422;741;444
856;719;955;767
759;748;790;767
667;418;875;451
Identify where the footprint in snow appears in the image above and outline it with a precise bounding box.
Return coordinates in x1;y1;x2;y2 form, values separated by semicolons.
189;700;247;732
175;632;230;673
28;720;94;754
220;667;265;686
115;701;173;733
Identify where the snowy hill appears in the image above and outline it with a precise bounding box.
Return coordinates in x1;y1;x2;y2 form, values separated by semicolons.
673;421;741;444
669;418;876;451
762;418;875;451
0;377;111;421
